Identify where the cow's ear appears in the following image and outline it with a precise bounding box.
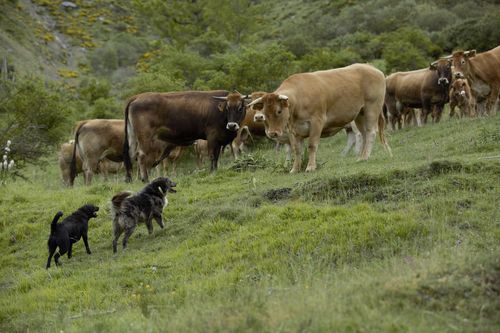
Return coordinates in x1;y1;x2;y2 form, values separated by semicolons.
217;102;225;112
467;50;476;58
280;99;289;108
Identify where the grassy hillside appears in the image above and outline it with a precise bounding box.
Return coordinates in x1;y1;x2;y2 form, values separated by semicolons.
0;115;498;332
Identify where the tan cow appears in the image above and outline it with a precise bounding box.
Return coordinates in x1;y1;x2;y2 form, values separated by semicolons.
59;141;82;186
449;78;475;118
60;141;122;186
70;119;125;186
450;46;500;115
248;63;391;173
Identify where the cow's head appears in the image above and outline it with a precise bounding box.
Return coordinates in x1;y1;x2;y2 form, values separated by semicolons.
213;91;249;132
429;58;452;87
451;78;470;100
248;93;290;139
451;50;476;79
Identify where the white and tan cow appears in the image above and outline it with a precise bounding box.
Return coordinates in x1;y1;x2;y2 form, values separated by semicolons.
248;63;391;173
450;46;500;115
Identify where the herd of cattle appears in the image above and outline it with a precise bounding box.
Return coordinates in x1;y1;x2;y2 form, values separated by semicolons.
59;46;500;185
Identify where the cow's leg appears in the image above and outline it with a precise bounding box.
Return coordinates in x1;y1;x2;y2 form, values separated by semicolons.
305;118;324;172
421;100;431;124
434;105;444;123
449;101;457;118
357;104;379;160
485;87;499;115
83;157;99;186
208;141;222;172
289;135;303;173
341;126;356;156
137;151;150;183
354;115;367;160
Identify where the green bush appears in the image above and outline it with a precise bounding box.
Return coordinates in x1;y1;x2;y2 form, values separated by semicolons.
0;77;71;168
300;48;362;72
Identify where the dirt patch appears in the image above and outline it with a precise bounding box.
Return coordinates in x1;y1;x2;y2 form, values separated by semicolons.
264;187;292;202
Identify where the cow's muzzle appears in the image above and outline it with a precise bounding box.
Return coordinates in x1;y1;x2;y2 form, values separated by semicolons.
254;113;265;122
226;122;240;132
438;78;449;86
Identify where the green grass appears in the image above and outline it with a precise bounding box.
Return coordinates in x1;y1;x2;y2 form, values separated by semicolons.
0;115;499;332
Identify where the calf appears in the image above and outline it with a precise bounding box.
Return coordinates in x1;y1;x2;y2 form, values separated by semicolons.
449;78;475;118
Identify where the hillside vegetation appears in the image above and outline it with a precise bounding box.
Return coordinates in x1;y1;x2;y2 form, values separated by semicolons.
0;0;499;332
0;114;499;332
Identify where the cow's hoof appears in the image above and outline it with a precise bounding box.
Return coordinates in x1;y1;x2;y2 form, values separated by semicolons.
305;166;316;172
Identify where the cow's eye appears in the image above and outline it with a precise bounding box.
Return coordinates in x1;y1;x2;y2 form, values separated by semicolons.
277;109;282;115
461;60;465;65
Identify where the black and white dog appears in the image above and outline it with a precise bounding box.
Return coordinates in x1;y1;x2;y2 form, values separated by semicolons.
46;204;99;268
111;177;176;253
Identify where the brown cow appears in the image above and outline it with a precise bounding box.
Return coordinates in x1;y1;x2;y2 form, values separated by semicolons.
70;119;125;186
123;91;248;182
248;63;392;173
385;58;453;125
449;78;475;118
450;46;500;115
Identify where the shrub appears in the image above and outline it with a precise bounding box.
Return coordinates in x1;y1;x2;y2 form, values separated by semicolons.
0;77;71;169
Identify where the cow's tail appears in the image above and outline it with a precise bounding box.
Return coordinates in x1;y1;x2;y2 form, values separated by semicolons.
378;113;393;157
123;98;135;182
50;211;63;234
111;191;132;221
69;122;85;186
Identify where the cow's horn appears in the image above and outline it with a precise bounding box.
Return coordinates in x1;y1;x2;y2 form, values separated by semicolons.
430;60;438;67
247;96;263;107
213;96;228;101
442;54;453;60
278;95;288;100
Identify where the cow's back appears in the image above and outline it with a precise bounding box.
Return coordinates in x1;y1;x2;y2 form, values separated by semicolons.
470;46;500;86
386;69;429;106
278;64;385;126
128;90;228;144
78;119;125;162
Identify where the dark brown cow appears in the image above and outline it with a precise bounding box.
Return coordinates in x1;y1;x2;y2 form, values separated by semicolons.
123;91;248;182
70;119;125;186
451;46;500;115
248;64;391;173
385;58;453;124
449;78;475;118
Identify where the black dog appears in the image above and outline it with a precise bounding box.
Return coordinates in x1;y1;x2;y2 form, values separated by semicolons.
111;177;176;253
46;204;99;268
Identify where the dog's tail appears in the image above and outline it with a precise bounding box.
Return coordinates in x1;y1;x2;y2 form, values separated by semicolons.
111;191;133;221
51;211;64;233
